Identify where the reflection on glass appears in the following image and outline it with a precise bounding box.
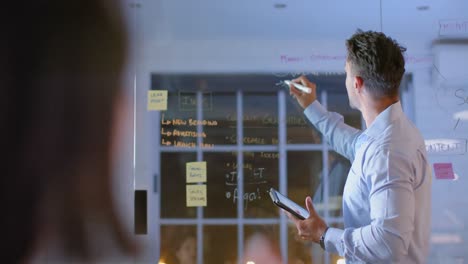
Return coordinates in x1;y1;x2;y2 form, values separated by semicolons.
287;225;314;264
244;225;281;264
160;226;197;264
287;151;323;206
161;153;197;218
313;152;351;218
204;226;237;264
243;225;315;264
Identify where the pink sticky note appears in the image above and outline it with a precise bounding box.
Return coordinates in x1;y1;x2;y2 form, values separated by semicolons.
433;163;455;180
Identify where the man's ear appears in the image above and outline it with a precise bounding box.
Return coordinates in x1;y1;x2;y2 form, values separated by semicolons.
354;76;364;93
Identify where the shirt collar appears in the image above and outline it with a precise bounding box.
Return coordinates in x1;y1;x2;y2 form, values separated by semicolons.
362;101;403;140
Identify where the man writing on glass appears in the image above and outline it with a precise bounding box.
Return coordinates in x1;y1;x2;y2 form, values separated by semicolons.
287;30;432;263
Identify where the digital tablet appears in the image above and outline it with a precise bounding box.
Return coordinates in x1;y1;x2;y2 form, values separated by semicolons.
268;188;309;220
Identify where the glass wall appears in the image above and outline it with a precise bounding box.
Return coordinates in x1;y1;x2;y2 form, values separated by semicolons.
127;1;468;263
153;74;360;264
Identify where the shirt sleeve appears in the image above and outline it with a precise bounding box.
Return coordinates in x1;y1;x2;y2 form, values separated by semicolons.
303;101;362;161
324;149;416;263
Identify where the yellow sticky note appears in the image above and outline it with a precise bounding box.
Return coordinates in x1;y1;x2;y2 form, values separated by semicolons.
186;184;207;207
186;161;207;183
147;90;167;111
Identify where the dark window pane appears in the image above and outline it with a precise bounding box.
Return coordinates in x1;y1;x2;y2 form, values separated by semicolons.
287;225;313;264
203;92;237;145
287;151;323;206
243;92;278;145
286;97;322;144
327;92;361;129
161;153;197;218
204;226;237;264
160;225;197;264
244;225;282;263
243;152;279;218
153;74;365;264
203;152;237;218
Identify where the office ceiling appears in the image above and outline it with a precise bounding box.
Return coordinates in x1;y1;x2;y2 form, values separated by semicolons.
126;0;468;73
149;0;468;44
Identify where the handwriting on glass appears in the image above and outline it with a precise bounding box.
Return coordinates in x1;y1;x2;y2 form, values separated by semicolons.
425;139;467;155
455;89;468;105
439;19;468;36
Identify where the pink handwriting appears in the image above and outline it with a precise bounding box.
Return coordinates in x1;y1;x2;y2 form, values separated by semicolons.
280;54;432;64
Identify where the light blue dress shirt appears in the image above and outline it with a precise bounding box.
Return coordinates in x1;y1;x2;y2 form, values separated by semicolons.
304;100;432;264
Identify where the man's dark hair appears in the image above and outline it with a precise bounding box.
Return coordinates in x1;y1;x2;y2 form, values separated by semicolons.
346;29;407;99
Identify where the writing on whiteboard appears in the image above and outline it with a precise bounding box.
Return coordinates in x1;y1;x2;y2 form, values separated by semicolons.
455;88;468;105
425;138;467;155
279;54;432;65
161;114;218;126
178;91;212;111
435;81;468;130
439;19;468;36
225;167;267;186
225;187;261;210
404;55;433;64
280;54;346;64
226;114;307;126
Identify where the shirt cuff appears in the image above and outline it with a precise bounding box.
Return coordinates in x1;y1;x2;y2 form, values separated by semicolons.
324;227;344;254
303;100;328;124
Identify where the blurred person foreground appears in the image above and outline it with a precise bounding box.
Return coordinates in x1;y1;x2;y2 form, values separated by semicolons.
1;1;135;263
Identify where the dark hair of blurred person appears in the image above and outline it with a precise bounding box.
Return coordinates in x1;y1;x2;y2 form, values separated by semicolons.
1;1;135;263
